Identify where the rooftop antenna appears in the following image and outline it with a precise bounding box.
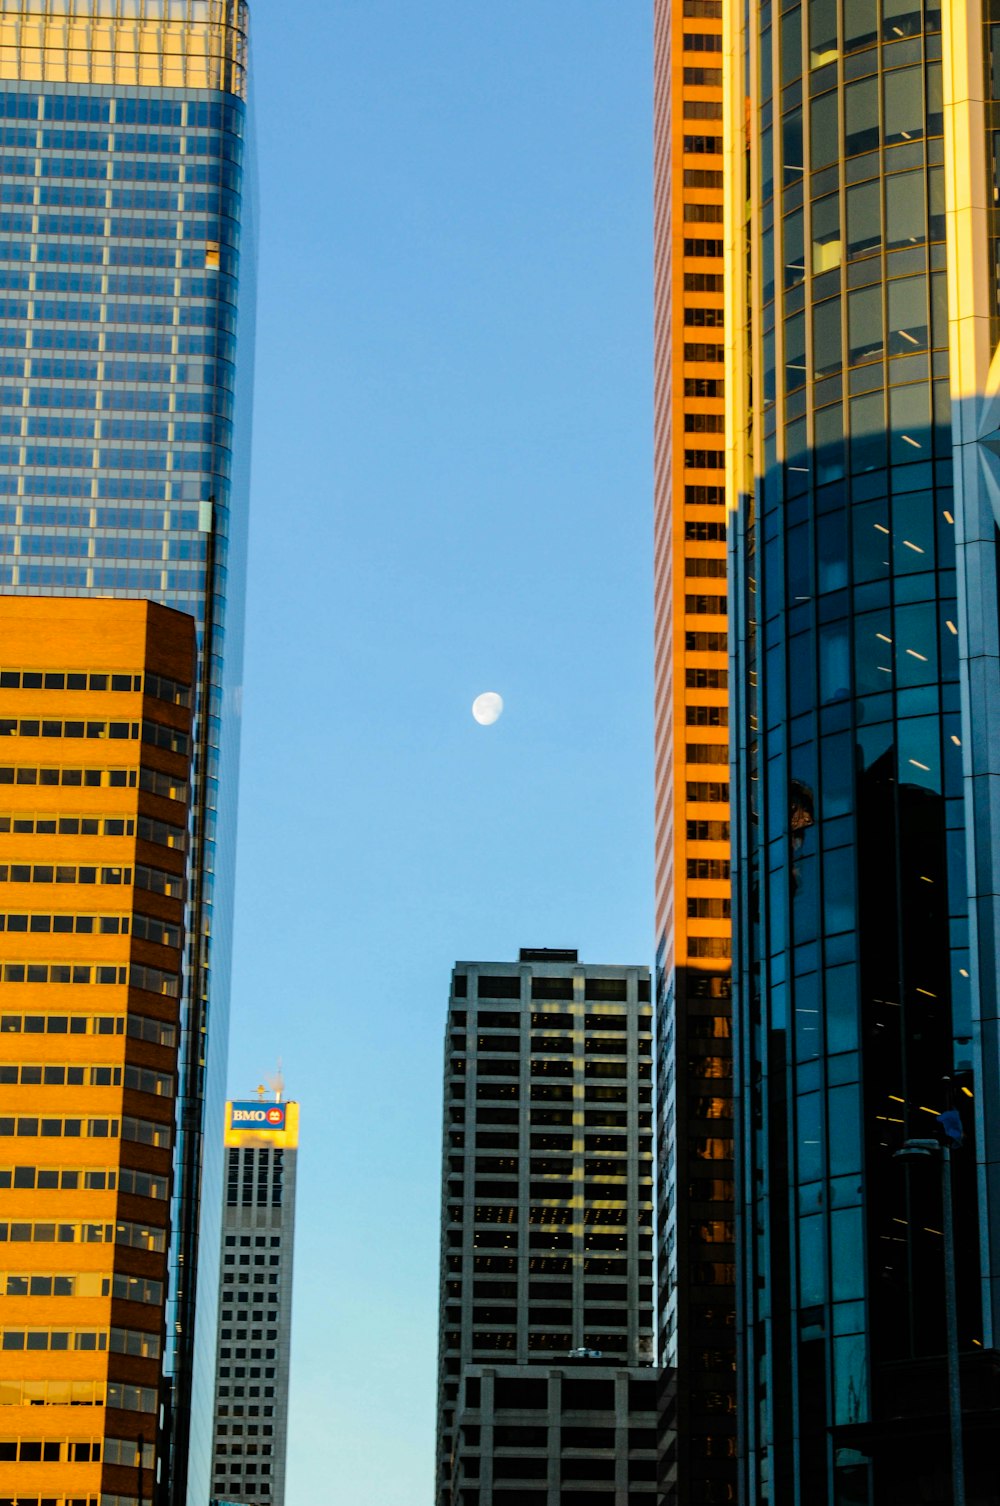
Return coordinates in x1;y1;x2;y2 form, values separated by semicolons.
268;1060;285;1103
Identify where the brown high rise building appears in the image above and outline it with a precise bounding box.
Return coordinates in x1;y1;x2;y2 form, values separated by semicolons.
652;0;736;1501
0;596;194;1505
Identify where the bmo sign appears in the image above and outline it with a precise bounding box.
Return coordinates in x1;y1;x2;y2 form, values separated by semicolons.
230;1100;286;1132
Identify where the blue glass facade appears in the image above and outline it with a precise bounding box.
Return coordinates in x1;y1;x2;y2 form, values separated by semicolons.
726;0;1000;1500
0;46;255;1506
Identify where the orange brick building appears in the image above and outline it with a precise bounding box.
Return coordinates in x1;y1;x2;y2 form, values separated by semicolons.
653;0;736;1500
0;597;194;1506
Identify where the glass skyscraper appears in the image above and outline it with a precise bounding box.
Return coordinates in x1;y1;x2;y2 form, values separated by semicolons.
0;3;256;1501
723;0;1000;1499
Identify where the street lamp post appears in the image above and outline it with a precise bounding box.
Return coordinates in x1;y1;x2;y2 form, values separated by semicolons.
894;1137;965;1506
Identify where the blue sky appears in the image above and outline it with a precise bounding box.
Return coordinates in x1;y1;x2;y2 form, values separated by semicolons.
227;5;653;1499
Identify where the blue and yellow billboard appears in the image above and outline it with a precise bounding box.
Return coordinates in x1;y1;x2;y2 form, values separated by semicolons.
224;1098;299;1149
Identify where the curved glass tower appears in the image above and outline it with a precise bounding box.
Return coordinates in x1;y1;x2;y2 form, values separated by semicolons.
724;0;1000;1498
0;3;256;1500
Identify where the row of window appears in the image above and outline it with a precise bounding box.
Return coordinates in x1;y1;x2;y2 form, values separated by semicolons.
0;861;183;896
688;858;731;879
0;666;190;704
454;1031;651;1048
0;1325;159;1357
0;1062;150;1090
0;418;222;447
0;1116;169;1147
0;1496;95;1506
687;668;727;689
0;1062;172;1094
689;898;731;918
0;1115;115;1138
0;911;181;946
0;1163;165;1200
0;439;223;472
1;1272;164;1306
686;743;728;765
0;1437;154;1469
0;1376;156;1410
0;811;186;847
0;961;178;994
0;1011;175;1045
684;341;724;367
462;1207;645;1225
0;1167;112;1193
684;27;721;48
686;557;725;580
0;717;188;755
685;307;724;330
0;262;231;298
0;763;185;799
688;937;732;958
456;977;645;1003
1;813;128;837
683;66;722;86
0;148;239;187
686;485;724;508
688;820;729;844
684;240;723;265
455;1010;648;1030
0;358;228;398
0;1218;164;1249
685;632;728;655
686;450;725;471
687;782;729;804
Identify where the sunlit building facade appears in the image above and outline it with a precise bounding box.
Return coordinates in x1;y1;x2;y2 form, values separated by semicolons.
723;0;1000;1499
652;0;737;1501
0;2;256;1500
0;596;193;1506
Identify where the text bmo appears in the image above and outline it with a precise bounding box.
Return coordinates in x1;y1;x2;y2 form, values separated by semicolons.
230;1102;286;1130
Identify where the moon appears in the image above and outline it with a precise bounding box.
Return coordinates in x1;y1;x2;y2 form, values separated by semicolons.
472;691;504;726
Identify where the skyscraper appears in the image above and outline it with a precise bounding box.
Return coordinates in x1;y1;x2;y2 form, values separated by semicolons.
436;948;655;1506
651;0;737;1501
209;1095;299;1506
724;0;1000;1498
0;595;194;1506
0;2;256;1499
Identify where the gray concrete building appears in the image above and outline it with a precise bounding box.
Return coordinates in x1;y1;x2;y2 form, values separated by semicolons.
209;1096;299;1506
436;949;655;1506
448;1364;659;1506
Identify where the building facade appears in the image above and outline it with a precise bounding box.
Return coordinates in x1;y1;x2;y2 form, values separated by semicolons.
448;1363;658;1506
0;595;194;1506
209;1096;298;1506
724;0;1000;1499
436;949;655;1506
651;0;737;1501
0;2;257;1499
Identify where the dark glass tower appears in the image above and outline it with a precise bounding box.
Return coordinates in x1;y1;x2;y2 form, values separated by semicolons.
0;4;256;1500
724;0;1000;1500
